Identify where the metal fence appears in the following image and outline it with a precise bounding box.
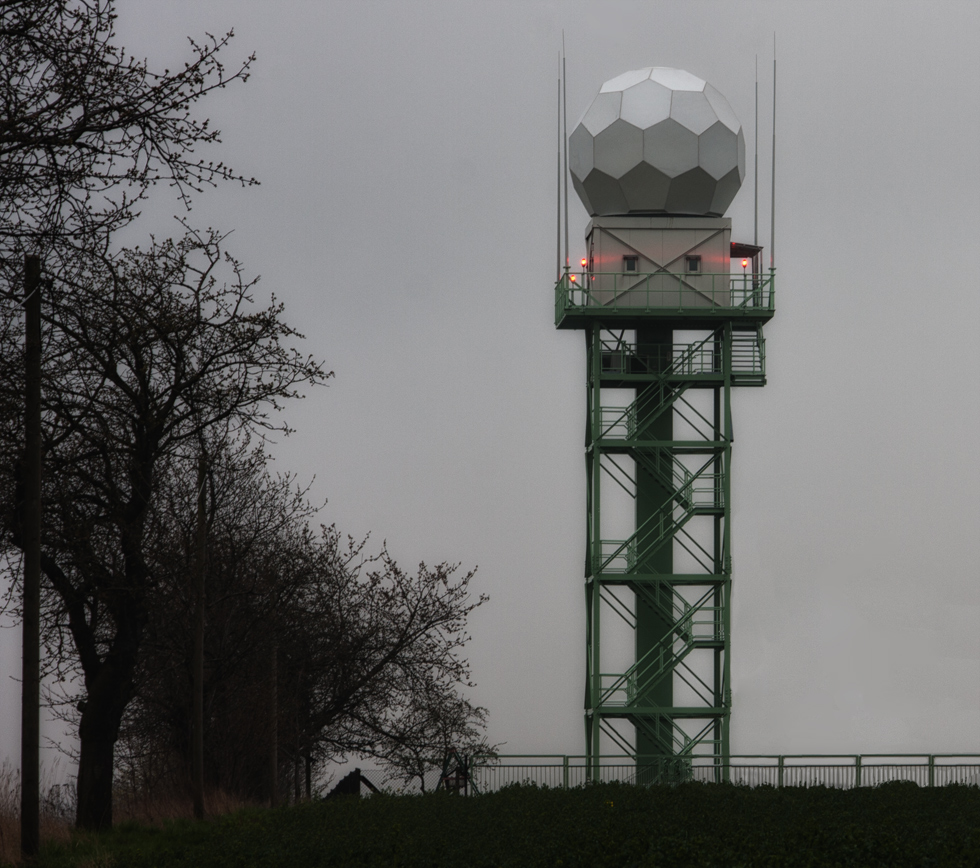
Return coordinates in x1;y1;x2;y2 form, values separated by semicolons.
468;755;980;793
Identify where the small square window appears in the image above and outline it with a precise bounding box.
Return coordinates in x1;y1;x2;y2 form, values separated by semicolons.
623;255;638;273
685;255;702;273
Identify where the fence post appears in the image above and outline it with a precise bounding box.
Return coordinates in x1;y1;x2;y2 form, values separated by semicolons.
855;756;862;788
928;755;935;788
777;756;784;788
563;756;569;790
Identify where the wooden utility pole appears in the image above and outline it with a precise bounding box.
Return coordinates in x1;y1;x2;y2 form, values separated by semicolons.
268;640;278;807
191;454;207;820
21;255;41;858
293;749;300;803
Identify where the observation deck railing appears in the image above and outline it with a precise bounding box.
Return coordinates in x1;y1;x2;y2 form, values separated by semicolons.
468;754;980;792
556;270;775;322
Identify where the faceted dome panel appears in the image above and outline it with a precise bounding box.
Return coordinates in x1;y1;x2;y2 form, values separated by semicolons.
568;124;594;181
666;167;716;214
580;91;621;136
644;119;698;178
594;119;643;178
569;67;744;216
704;83;741;133
580;169;629;215
600;68;651;93
620;79;671;129
650;68;705;91
670;90;717;136
699;121;738;180
620;162;670;213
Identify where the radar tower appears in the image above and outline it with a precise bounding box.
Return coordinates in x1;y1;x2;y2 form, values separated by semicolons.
557;66;776;781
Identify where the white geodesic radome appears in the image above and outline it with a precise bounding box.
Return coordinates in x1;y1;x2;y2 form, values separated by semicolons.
569;68;745;217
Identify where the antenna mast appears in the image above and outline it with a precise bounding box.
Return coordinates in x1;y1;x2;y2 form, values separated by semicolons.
754;55;759;247
557;66;562;282
770;36;776;269
562;32;569;270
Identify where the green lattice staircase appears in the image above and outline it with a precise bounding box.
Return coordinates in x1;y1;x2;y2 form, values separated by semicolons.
599;585;722;708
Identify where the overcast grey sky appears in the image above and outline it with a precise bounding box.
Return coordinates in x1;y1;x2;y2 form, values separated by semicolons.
3;0;979;770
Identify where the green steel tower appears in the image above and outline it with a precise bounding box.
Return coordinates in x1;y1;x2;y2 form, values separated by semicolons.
558;67;775;781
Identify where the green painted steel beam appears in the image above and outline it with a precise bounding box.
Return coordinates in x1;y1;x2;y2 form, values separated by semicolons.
593;574;729;586
557;310;774;330
597;707;729;718
591;441;730;452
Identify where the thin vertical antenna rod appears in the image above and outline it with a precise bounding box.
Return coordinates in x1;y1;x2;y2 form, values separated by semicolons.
754;55;759;247
562;40;569;270
557;68;562;282
562;32;569;269
770;35;776;269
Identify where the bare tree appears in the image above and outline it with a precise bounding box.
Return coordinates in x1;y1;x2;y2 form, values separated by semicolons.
0;0;265;831
372;681;494;793
0;0;255;265
112;439;317;808
1;2;491;822
112;476;490;805
276;536;489;782
0;230;327;828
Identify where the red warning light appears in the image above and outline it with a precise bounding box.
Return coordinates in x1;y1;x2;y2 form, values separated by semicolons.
569;274;577;283
581;258;588;268
741;258;748;269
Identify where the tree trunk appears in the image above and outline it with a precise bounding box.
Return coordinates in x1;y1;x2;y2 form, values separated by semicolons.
71;603;144;830
305;752;311;799
75;680;130;831
192;454;207;820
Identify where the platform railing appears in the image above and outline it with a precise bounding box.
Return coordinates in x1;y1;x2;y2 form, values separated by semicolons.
598;340;719;377
556;270;775;319
597;332;764;385
468;754;980;792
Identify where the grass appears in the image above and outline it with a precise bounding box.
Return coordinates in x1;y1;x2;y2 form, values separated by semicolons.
3;781;979;867
0;760;74;866
0;761;253;867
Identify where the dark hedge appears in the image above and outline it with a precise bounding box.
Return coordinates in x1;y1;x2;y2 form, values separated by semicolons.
26;781;980;867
